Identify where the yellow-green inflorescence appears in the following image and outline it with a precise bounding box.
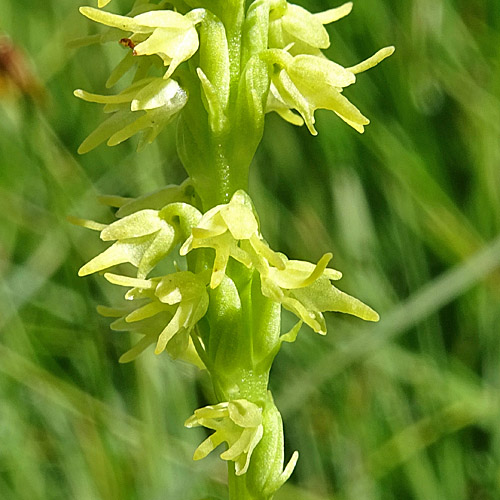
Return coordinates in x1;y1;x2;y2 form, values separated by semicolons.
74;1;392;498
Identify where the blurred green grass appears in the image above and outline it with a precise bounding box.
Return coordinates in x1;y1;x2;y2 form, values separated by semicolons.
1;0;500;499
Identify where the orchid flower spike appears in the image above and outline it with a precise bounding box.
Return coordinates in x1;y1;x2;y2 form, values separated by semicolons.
185;399;264;476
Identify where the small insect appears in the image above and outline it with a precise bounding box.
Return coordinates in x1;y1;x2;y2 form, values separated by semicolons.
119;38;136;50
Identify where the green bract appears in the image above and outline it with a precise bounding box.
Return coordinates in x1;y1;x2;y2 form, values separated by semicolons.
74;2;392;497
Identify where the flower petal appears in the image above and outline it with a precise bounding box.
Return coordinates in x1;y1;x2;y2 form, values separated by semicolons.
347;46;396;75
314;2;353;24
282;4;330;49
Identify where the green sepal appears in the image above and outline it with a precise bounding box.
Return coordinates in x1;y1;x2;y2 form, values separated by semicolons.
247;271;282;373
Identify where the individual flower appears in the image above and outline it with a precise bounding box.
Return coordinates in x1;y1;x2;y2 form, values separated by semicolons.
263;46;395;134
185;399;264;476
74;76;188;152
260;252;379;334
103;271;209;359
269;2;353;55
79;6;202;79
180;190;285;288
71;2;168;88
74;206;179;278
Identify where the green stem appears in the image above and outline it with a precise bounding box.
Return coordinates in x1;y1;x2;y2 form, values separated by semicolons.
208;138;249;206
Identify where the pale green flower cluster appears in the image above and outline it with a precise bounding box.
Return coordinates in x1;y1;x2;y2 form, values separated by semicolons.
74;2;203;151
264;1;394;134
185;399;265;475
76;186;377;366
74;0;393;151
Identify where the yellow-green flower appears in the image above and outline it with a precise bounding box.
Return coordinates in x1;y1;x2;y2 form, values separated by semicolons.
75;207;179;278
260;252;379;334
79;6;201;79
263;46;394;134
185;399;264;476
180;190;284;288
75;77;188;152
104;271;209;359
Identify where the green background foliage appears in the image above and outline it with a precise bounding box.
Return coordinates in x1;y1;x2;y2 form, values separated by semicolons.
1;0;499;498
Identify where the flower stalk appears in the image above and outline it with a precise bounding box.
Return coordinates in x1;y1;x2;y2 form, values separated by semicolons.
73;1;393;498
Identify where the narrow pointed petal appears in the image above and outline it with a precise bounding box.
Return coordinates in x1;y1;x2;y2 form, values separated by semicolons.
347;46;395;74
106;52;135;88
67;216;107;232
155;304;191;353
119;336;155;363
291;55;356;89
103;272;153;289
77;111;137;154
96;305;128;318
78;238;150;276
74;88;136;105
126;301;166;322
79;7;149;33
97;194;132;208
314;3;353;24
193;432;225;460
